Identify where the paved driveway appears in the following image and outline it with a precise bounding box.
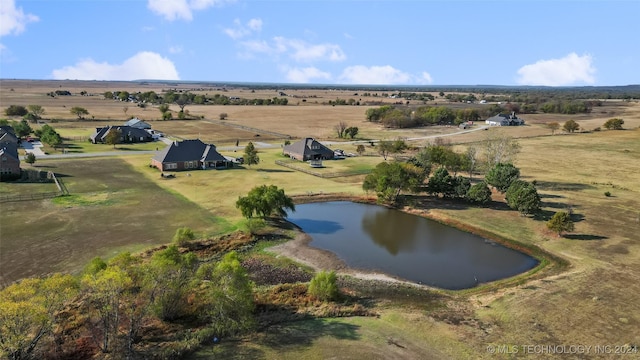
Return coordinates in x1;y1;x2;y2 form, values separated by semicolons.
20;140;46;156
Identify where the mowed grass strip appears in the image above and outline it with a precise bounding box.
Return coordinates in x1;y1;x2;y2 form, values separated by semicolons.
122;149;372;223
0;157;231;284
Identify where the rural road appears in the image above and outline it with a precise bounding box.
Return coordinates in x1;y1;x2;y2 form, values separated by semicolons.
32;125;488;160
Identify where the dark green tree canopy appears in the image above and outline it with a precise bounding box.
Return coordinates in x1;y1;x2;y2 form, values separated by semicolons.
486;163;520;193
466;181;492;205
505;180;541;216
363;161;425;203
243;141;260;166
546;211;575;236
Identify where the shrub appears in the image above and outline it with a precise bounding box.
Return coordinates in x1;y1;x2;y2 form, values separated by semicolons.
172;227;196;246
5;105;28;116
466;181;492;205
603;118;624;130
604;191;611;197
546;211;575;236
308;271;338;301
219;112;228;120
244;218;267;235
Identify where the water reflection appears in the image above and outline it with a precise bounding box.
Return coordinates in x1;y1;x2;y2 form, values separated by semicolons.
287;201;538;290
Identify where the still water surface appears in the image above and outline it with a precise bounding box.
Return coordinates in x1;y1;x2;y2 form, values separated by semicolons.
287;201;538;290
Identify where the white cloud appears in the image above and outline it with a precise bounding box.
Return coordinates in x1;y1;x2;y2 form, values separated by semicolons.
284;66;331;83
516;53;596;86
274;37;346;62
0;0;39;37
223;18;262;40
338;65;431;85
421;71;433;84
148;0;235;21
239;36;345;63
51;51;179;81
168;45;183;54
247;18;262;31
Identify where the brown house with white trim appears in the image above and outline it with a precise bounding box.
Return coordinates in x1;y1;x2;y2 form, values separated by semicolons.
151;139;233;171
283;137;334;161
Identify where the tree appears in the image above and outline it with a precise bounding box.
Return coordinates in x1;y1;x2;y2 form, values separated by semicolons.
27;105;45;120
466;146;478;180
485;163;520;193
563;119;580;133
466;181;492;205
334;121;347;138
243;141;260;166
104;91;113;100
0;274;78;360
603;118;624;130
195;252;255;335
146;245;198;321
175;93;191;113
363;161;425;203
39;125;63;150
236;184;295;219
122;106;129;118
81;266;132;353
505;180;541;216
158;104;170;116
4;105;28;116
24;152;36;165
483;131;521;167
344;126;359;139
172;227;195;246
377;140;394;160
308;271;339;301
426;167;456;198
356;144;366;156
12;119;32;138
104;128;122;149
546;211;575;236
546;122;560;135
70;106;89;119
219;112;228;120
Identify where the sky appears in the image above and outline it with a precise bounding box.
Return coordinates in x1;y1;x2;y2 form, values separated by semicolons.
1;0;638;86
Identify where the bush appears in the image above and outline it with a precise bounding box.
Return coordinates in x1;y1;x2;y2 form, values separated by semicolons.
603;118;624;130
173;227;196;246
219;112;228;120
244;218;267;235
604;191;612;197
546;211;574;236
466;181;492;205
308;271;338;301
5;105;28;116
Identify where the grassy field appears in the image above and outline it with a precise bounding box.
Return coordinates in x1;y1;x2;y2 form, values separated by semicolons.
0;157;232;285
2;80;640;358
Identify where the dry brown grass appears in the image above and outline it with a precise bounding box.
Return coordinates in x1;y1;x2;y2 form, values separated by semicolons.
3;80;640;359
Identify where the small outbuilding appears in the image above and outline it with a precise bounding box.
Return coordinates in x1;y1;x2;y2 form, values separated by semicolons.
282;137;334;161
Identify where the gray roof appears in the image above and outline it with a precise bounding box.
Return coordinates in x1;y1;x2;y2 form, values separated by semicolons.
153;139;226;163
0;126;18;144
283;137;333;158
91;125;152;142
0;142;19;160
124;118;152;129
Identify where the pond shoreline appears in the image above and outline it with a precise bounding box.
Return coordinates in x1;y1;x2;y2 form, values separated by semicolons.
271;193;567;292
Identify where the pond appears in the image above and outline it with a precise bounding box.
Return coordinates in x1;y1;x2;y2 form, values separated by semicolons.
287;201;538;290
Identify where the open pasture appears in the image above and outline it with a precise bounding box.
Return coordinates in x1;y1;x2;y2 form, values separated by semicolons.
0;157;230;285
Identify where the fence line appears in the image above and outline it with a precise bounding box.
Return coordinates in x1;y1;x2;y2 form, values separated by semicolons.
203;119;291;139
274;160;371;178
0;191;62;203
0;172;67;203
